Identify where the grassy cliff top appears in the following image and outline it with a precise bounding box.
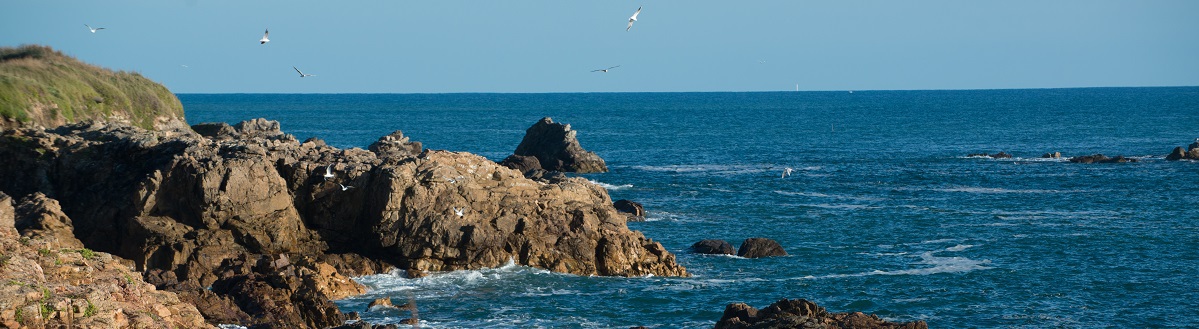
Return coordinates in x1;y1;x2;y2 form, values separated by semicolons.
0;45;184;130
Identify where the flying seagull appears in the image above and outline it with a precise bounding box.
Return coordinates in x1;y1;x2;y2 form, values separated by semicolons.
453;207;465;217
293;66;315;77
339;184;354;191
591;65;620;73
323;165;335;181
85;24;105;33
627;6;641;31
781;167;793;178
259;29;270;44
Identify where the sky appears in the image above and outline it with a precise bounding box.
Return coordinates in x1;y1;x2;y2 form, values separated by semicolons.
2;1;1198;93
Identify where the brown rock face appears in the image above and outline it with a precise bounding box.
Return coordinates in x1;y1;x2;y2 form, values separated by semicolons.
0;196;212;329
510;117;609;173
715;299;928;329
737;238;787;258
368;130;423;159
614;199;646;221
0;118;686;325
13;193;84;249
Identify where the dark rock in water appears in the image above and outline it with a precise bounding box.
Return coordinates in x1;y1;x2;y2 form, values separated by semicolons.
1041;152;1061;159
614;199;646;221
511;117;608;173
691;239;735;255
331;320;399;329
1166;140;1199;161
191;122;237;140
369;130;423;159
737;238;787;258
714;299;928;329
968;152;1012;159
1069;154;1138;163
1167;147;1187;161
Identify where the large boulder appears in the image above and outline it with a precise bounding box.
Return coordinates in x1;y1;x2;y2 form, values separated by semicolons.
737;238;787;258
1166;139;1199;161
13;192;84;249
714;299;928;329
613;199;646;221
691;239;735;255
510;117;608;173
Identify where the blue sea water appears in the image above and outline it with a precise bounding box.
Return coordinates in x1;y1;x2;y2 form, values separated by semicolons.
180;88;1199;328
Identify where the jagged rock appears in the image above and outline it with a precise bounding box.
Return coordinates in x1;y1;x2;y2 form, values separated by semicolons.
191;122;237;140
13;192;84;249
714;299;927;329
0;118;687;325
510;117;608;173
737;238;787;258
1068;154;1138;163
1041;152;1061;159
614;199;646;221
0;201;211;329
210;255;365;329
691;239;736;255
368;130;423;159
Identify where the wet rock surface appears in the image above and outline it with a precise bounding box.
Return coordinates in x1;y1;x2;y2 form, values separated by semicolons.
714;299;928;329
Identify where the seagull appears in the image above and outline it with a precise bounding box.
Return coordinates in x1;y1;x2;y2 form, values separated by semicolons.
85;24;105;33
339;184;354;191
293;66;315;77
259;29;270;44
781;167;793;178
453;207;465;217
323;165;335;181
591;65;620;73
627;6;642;31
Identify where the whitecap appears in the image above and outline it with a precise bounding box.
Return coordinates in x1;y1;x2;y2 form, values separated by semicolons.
944;244;974;252
587;179;633;190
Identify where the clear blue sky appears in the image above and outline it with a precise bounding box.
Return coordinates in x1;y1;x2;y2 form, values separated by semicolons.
3;1;1197;93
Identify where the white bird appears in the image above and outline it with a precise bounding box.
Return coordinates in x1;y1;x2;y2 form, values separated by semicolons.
627;6;642;31
453;207;465;217
781;167;793;178
85;24;105;33
259;29;270;44
293;66;315;77
339;184;354;191
323;165;335;181
591;65;620;73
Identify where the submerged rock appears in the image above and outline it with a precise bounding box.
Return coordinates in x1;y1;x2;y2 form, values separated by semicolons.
1068;154;1138;163
968;152;1012;159
737;238;787;258
714;299;928;329
509;117;608;173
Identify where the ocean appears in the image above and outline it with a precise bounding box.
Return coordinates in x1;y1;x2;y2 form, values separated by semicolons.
180;88;1199;328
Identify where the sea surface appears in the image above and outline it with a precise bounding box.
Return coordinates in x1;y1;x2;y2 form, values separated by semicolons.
180;88;1199;328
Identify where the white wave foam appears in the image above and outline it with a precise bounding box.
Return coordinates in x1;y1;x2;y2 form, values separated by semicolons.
774;190;883;202
934;186;1082;194
587;179;633;190
944;244;973;252
629;164;778;176
796;248;991;280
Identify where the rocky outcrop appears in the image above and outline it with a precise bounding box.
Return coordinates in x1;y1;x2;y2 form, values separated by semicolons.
0;195;211;329
0;118;686;304
737;238;787;258
1165;139;1199;160
714;299;927;329
507;117;608;173
368;130;423;159
13;193;84;249
614;199;646;221
1068;154;1138;163
1041;152;1061;159
691;239;735;255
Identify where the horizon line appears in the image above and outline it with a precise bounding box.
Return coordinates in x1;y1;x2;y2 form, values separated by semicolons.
173;85;1199;96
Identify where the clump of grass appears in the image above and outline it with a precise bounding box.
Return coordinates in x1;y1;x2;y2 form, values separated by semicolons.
0;44;184;130
84;299;96;317
37;248;52;257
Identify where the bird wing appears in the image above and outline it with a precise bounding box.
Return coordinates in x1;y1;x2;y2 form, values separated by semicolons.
608;65;621;70
294;66;305;76
631;7;641;19
627;20;634;31
96;27;105;30
264;29;269;37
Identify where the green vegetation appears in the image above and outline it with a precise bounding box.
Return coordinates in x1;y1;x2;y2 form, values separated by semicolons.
0;45;184;129
37;248;51;257
62;248;97;260
84;299;97;317
14;308;22;324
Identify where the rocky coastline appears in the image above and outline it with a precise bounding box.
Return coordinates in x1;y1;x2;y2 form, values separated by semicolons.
0;118;685;328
